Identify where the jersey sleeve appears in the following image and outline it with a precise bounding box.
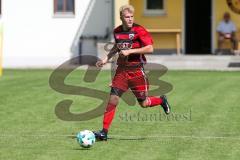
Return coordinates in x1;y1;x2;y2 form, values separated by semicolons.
138;27;153;46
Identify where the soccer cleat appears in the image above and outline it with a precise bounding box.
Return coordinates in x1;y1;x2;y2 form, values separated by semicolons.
160;95;171;114
93;129;108;141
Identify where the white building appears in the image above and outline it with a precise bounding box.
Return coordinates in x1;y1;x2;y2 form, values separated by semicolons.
1;0;239;71
0;0;114;68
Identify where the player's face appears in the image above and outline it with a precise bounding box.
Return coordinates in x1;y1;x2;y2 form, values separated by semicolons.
121;10;134;29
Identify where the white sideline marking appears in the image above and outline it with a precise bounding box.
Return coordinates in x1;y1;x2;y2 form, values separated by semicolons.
109;135;240;140
0;134;240;140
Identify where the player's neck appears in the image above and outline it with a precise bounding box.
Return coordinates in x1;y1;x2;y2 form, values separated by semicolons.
122;25;131;31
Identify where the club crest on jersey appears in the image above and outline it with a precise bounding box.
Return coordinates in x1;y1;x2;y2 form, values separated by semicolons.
139;92;145;96
129;33;135;40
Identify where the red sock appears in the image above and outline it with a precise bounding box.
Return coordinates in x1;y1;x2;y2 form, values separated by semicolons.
103;103;117;131
146;96;163;107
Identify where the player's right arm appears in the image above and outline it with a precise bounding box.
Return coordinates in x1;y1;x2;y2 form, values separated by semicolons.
96;44;119;67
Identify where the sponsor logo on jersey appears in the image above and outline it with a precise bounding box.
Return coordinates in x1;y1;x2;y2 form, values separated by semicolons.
117;42;132;50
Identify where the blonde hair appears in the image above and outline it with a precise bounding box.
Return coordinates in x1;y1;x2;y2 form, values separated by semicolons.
119;5;135;16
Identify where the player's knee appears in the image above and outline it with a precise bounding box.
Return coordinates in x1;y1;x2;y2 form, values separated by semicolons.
109;95;119;105
139;100;148;108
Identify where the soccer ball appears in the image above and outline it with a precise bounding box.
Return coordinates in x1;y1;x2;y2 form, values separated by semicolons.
76;130;96;148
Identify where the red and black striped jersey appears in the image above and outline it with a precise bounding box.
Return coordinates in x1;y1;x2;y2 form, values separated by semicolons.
114;23;153;66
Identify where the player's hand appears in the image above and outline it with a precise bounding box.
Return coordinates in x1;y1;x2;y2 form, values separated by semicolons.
96;58;107;68
119;50;131;56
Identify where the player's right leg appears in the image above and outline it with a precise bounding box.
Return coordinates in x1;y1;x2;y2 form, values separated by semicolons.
93;88;125;141
93;95;119;141
94;68;128;140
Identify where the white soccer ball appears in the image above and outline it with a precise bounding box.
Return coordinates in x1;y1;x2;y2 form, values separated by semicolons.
76;130;96;148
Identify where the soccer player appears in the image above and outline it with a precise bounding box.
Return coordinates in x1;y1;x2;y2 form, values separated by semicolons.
94;4;171;141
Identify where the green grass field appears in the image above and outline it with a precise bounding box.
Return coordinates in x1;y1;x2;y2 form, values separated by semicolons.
0;69;240;160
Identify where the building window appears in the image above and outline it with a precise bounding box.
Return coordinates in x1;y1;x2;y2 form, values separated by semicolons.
144;0;166;16
54;0;75;15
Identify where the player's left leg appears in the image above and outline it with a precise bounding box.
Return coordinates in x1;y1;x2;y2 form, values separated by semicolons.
129;68;171;114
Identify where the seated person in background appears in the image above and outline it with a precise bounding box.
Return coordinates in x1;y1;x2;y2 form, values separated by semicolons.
217;12;238;54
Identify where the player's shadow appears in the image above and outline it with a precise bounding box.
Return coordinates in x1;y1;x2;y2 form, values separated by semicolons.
68;134;151;142
107;137;148;141
73;148;92;150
